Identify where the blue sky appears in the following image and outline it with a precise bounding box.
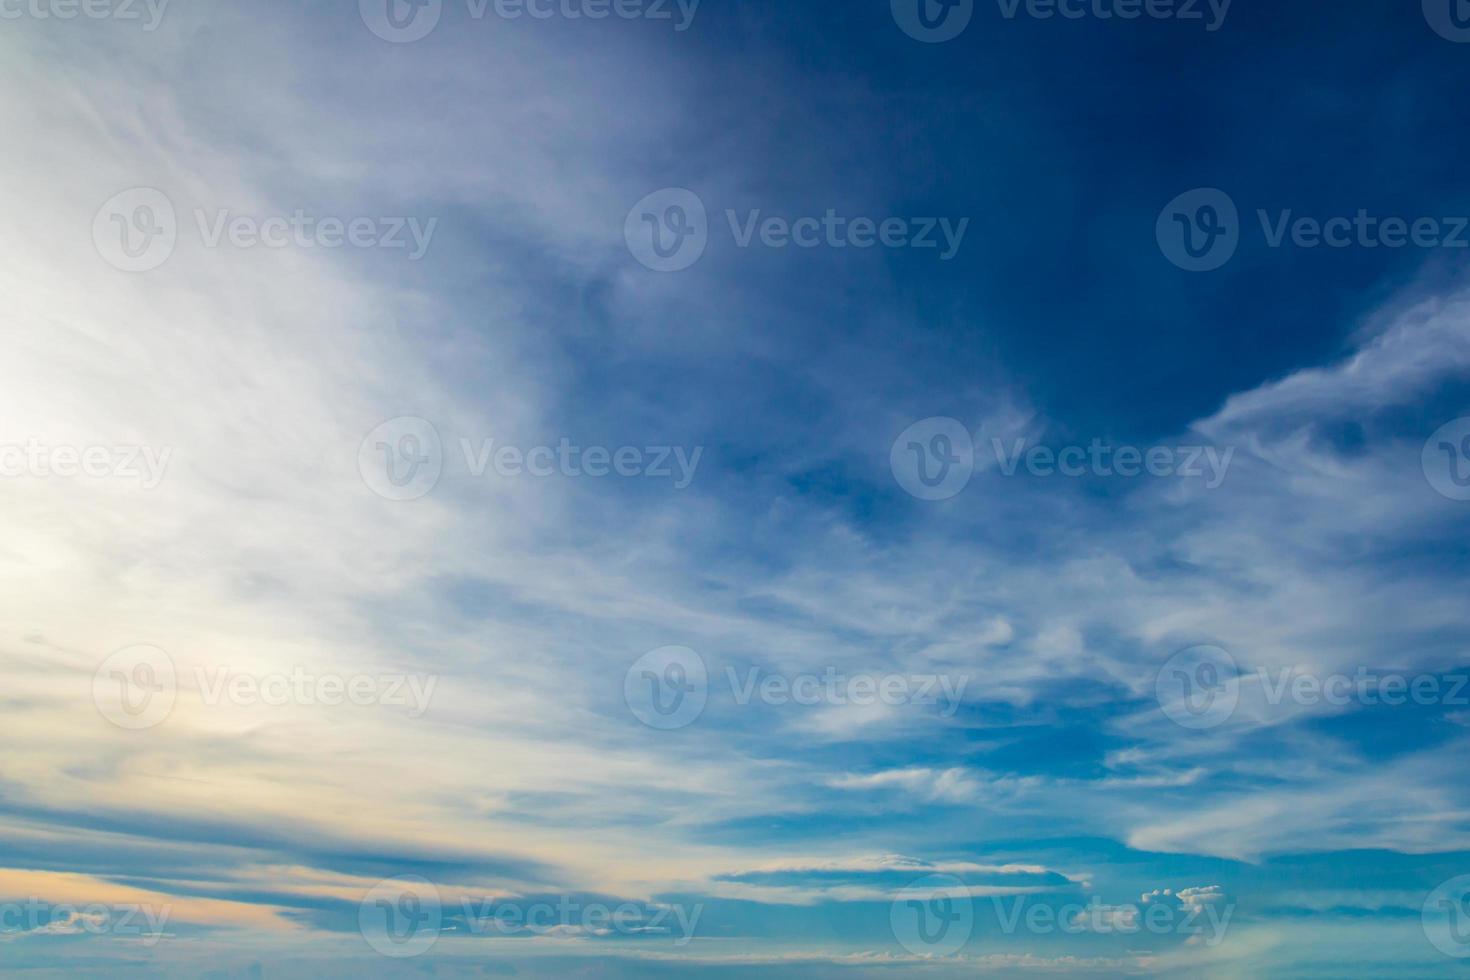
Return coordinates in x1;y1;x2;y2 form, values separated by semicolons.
4;0;1470;977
